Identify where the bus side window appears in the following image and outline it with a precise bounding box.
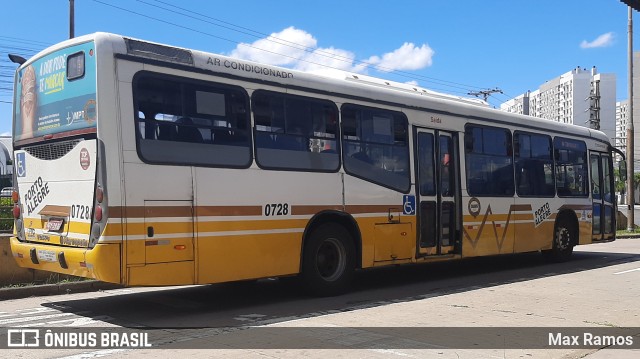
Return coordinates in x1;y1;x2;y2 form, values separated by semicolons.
252;90;339;172
553;137;587;197
341;104;410;192
464;124;514;197
514;132;554;197
133;72;252;168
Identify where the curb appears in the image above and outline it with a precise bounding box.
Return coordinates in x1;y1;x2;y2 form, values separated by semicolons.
0;280;122;300
615;234;640;239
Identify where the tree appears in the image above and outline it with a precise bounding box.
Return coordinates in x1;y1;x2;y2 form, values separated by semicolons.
615;168;626;194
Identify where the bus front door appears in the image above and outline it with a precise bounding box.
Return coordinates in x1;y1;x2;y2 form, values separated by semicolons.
415;128;460;256
589;152;615;241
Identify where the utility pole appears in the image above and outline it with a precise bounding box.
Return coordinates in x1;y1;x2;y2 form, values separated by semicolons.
69;0;75;39
627;5;635;231
619;1;638;229
468;87;503;102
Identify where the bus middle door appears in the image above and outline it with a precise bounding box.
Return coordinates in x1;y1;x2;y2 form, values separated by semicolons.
414;127;460;257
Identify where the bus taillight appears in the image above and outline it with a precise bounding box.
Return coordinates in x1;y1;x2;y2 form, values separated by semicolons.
11;190;20;218
95;206;103;221
96;186;104;203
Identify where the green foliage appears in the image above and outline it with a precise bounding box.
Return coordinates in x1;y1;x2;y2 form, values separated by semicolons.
0;197;13;231
615;168;626;193
613;169;640;196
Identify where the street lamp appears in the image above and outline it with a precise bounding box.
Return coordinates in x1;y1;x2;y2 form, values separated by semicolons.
620;1;640;11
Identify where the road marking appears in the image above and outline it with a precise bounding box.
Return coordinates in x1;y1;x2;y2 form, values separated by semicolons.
15;315;114;327
0;312;75;325
57;349;130;359
614;267;640;275
370;349;415;357
0;307;57;318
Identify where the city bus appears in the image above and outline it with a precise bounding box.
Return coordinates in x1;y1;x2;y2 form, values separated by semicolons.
9;33;625;295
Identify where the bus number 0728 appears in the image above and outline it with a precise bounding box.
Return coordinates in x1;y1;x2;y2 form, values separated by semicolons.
264;203;289;216
71;204;91;220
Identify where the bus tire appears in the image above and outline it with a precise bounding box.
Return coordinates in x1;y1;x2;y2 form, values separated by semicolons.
547;220;575;262
301;223;355;296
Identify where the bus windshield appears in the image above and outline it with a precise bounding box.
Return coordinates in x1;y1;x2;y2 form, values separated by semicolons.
13;41;97;145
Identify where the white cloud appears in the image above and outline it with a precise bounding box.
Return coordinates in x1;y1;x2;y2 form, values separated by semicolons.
367;43;435;72
228;27;434;75
293;47;357;73
229;27;317;66
580;32;615;49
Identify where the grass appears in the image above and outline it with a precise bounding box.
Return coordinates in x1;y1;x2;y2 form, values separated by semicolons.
616;228;640;236
0;274;88;289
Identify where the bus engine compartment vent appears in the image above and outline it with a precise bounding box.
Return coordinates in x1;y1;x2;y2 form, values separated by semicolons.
125;38;194;66
23;139;82;161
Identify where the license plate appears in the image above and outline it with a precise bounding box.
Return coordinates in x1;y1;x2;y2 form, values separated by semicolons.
37;249;56;262
46;218;64;232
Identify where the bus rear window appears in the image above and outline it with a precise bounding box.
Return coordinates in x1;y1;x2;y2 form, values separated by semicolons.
13;42;97;145
67;52;85;80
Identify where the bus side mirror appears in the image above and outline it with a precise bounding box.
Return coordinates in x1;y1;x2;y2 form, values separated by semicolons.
619;161;628;182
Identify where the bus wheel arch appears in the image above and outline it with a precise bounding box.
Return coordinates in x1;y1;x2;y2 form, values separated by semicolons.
300;211;361;296
547;210;578;262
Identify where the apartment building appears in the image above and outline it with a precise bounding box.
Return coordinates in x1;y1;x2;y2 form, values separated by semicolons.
500;66;616;142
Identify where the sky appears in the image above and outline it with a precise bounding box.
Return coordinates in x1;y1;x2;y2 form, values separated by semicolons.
0;0;635;136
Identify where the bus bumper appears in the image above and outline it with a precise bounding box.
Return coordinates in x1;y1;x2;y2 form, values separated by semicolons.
9;237;121;284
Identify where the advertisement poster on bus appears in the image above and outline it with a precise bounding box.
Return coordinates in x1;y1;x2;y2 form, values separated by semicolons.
13;41;97;143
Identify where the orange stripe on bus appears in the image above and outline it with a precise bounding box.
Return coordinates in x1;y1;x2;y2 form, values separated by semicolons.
109;205;263;218
345;205;402;214
291;205;343;216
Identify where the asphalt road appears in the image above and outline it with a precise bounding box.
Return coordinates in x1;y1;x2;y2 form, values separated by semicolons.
1;239;639;358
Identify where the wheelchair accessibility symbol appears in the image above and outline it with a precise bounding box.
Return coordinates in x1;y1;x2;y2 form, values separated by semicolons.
403;195;415;215
16;152;26;178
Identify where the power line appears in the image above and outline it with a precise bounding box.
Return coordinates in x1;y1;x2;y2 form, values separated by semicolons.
0;2;504;102
93;0;493;94
140;0;487;93
0;36;50;47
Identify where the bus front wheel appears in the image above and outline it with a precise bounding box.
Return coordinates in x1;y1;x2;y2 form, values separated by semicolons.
546;220;575;262
301;223;355;296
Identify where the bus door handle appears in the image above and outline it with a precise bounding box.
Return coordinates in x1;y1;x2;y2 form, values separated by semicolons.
147;226;154;238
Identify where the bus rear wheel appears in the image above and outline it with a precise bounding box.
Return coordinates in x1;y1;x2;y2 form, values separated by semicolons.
302;223;355;296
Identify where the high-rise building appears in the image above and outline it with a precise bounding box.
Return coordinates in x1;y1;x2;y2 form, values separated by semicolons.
499;66;616;142
616;100;629;158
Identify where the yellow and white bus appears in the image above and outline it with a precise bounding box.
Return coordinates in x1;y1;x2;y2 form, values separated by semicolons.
9;33;625;295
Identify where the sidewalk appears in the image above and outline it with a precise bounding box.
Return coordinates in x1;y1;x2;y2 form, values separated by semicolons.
0;280;121;300
585;349;640;359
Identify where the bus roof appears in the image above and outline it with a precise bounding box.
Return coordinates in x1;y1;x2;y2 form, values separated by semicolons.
25;32;612;146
